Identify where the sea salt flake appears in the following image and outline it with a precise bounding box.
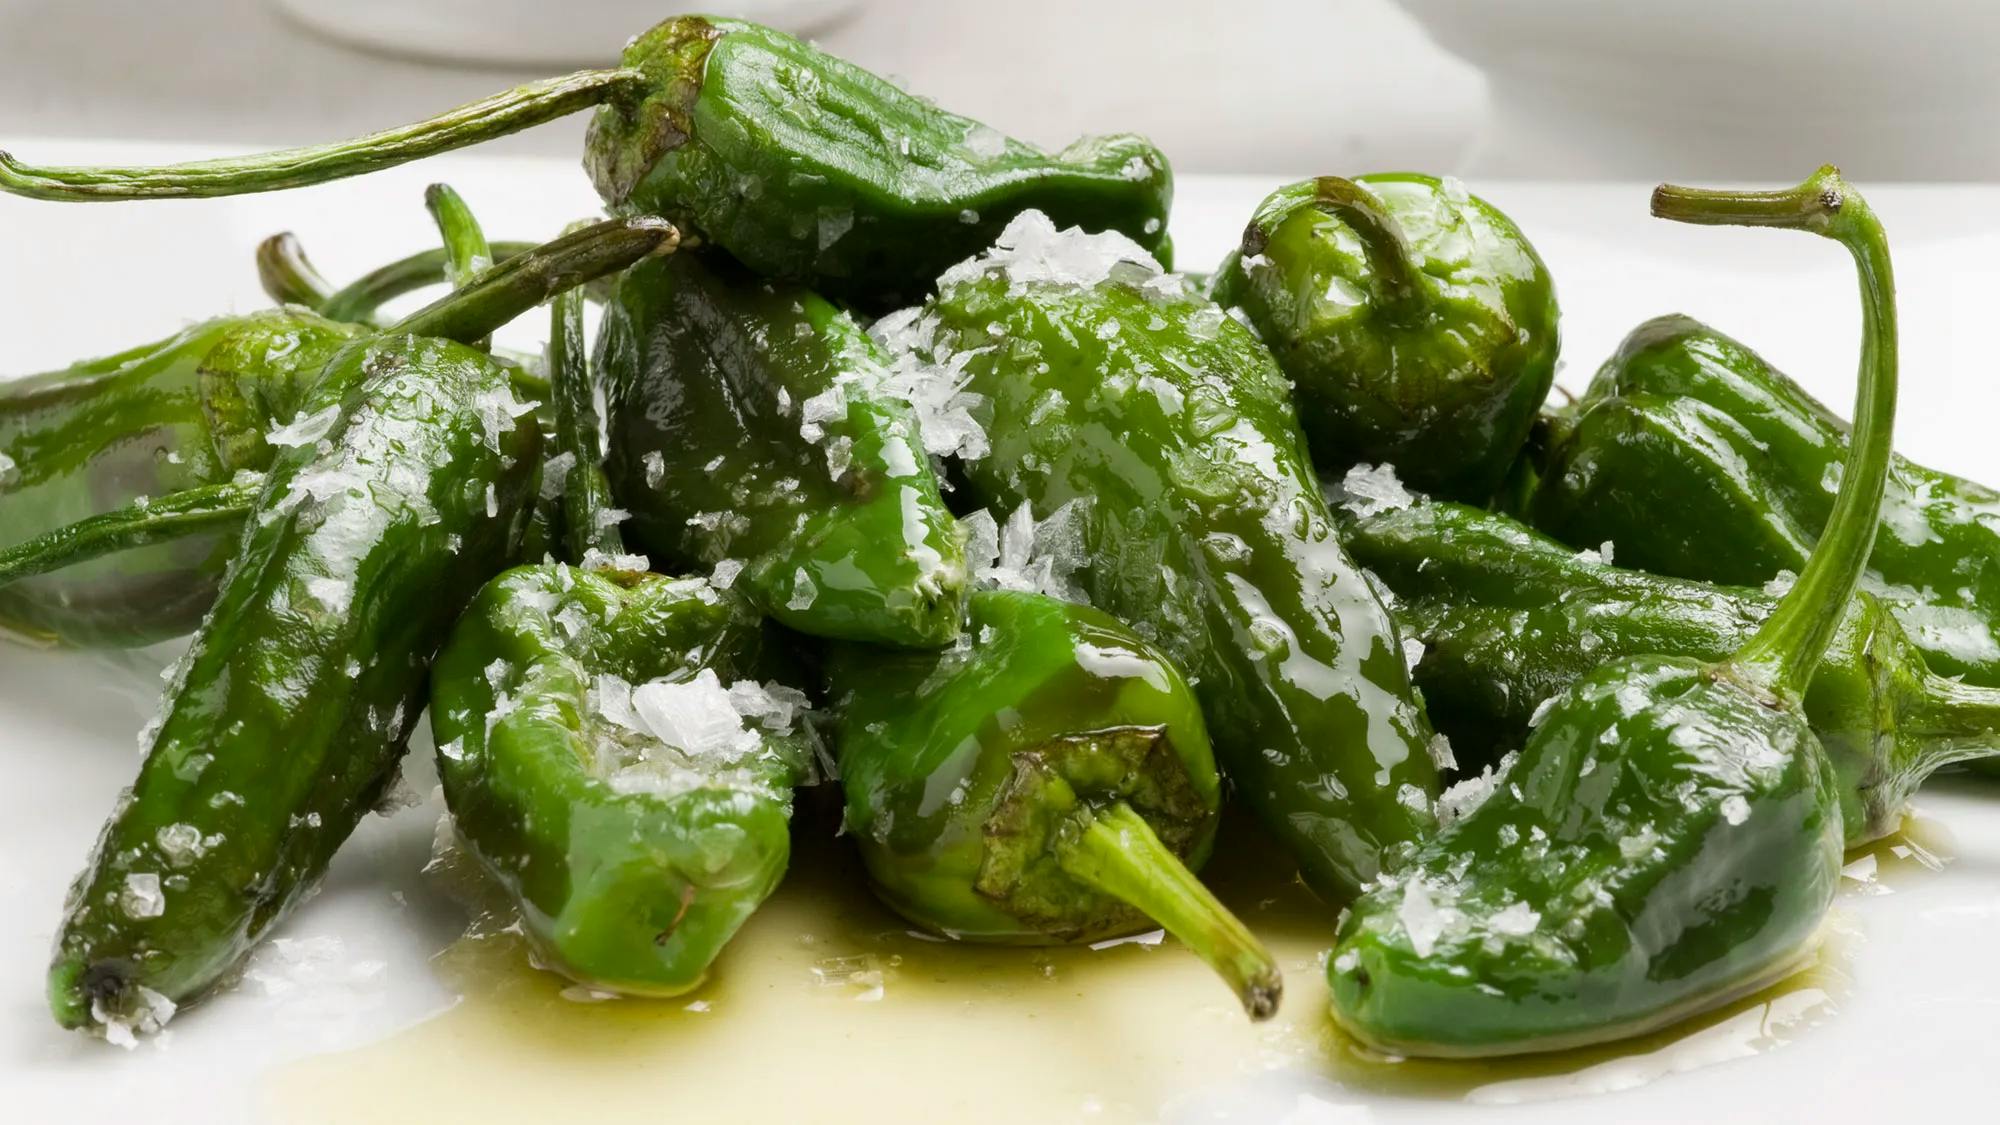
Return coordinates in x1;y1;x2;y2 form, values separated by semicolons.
1398;881;1447;957
1330;463;1414;519
267;404;342;448
1488;901;1540;937
709;559;744;589
632;670;755;758
1720;794;1751;826
121;872;166;919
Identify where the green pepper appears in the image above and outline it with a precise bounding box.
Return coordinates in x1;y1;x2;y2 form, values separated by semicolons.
597;251;967;648
827;587;1281;1018
878;211;1438;901
0;17;1171;311
428;272;812;996
1339;496;2000;844
1213;175;1558;503
1327;167;1896;1057
1522;313;2000;690
44;217;675;1038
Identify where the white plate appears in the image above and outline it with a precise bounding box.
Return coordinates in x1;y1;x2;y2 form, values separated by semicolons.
3;144;1999;1122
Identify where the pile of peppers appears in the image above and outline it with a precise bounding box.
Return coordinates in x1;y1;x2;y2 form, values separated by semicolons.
3;13;1994;1065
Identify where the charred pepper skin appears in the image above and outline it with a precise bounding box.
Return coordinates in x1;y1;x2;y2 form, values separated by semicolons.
885;216;1438;901
828;588;1281;1019
1328;167;1897;1057
1341;498;2000;844
1526;313;2000;687
599;252;967;648
0;18;1172;313
1213;175;1558;504
0;312;359;646
585;16;1171;309
430;569;810;996
44;219;674;1033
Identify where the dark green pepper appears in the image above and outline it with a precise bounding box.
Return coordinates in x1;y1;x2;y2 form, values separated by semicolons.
1339;496;2000;844
828;587;1281;1018
1213;175;1558;503
879;212;1438;900
1328;167;1896;1057
429;275;812;995
1524;313;2000;688
598;251;967;648
45;218;674;1038
0;17;1171;311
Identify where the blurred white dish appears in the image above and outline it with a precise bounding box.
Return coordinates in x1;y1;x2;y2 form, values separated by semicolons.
270;0;861;67
1394;0;2000;179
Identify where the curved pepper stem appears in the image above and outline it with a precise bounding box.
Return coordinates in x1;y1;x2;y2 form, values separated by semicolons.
391;216;679;344
0;69;645;201
256;233;335;309
1268;176;1426;322
315;241;540;324
1053;800;1282;1021
549;229;624;563
425;184;495;292
1654;167;1898;697
0;476;262;591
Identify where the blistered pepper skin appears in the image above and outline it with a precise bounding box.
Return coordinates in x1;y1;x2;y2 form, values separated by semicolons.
1213;175;1557;504
0;312;358;646
46;335;540;1027
829;589;1216;941
586;16;1172;310
893;232;1437;900
1341;498;2000;844
1526;315;2000;685
430;569;809;996
598;253;966;648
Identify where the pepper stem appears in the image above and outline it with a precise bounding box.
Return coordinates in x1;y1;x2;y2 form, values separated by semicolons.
0;69;645;201
1053;800;1282;1021
256;233;334;309
425;184;495;292
390;216;679;344
1297;176;1426;320
316;241;539;325
1656;167;1898;697
550;222;625;564
0;476;262;591
1899;675;2000;775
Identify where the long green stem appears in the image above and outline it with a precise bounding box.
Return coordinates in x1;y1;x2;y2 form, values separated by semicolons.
424;184;494;292
317;241;538;324
391;217;678;344
1281;176;1426;320
0;477;262;589
0;69;644;201
1656;167;1898;697
549;229;624;564
255;233;335;309
1054;801;1282;1021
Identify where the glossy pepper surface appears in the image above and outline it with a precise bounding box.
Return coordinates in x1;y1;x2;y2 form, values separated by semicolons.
0;17;1172;312
1340;496;2000;844
1328;167;1896;1057
828;587;1281;1018
1213;175;1558;503
45;219;674;1035
877;212;1438;900
429;267;813;996
1524;313;2000;687
598;251;967;648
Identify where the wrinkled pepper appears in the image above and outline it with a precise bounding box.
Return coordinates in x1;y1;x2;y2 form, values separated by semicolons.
878;211;1438;900
1328;167;1895;1057
45;217;674;1036
428;273;812;996
0;16;1172;310
1340;496;2000;843
1523;312;2000;689
1214;175;1558;503
597;251;967;648
827;586;1281;1018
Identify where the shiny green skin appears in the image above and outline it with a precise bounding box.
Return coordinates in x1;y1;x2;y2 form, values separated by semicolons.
585;15;1172;310
430;568;809;995
1526;315;2000;685
0;311;358;646
1330;656;1844;1056
900;260;1437;900
827;589;1216;941
1340;499;2000;844
1213;175;1558;503
599;253;966;648
47;334;539;1028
